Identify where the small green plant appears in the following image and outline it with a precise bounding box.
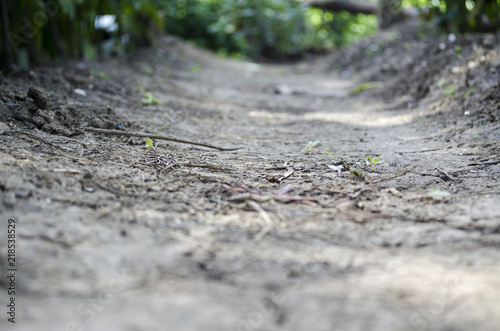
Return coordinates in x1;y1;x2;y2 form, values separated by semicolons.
145;118;172;152
365;154;384;166
145;138;155;150
443;85;456;98
349;81;384;95
463;86;475;99
141;92;162;105
143;66;155;76
188;64;203;73
438;78;457;98
473;121;482;139
300;141;334;155
91;70;110;80
454;45;462;59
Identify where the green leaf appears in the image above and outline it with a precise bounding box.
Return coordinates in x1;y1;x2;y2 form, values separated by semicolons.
350;168;361;176
145;139;154;149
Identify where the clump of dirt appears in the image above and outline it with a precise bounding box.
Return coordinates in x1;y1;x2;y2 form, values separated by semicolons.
0;66;134;136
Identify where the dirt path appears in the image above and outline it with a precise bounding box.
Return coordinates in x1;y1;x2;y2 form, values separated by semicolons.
1;32;500;331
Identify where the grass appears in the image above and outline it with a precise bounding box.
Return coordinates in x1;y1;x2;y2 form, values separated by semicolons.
300;141;334;155
188;64;203;73
463;86;475;99
416;108;422;125
143;66;155;76
91;70;110;80
349;81;384;95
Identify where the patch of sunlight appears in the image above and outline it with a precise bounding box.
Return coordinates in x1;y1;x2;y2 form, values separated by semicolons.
250;109;416;127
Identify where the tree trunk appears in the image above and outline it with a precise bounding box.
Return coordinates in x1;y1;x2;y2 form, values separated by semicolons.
0;0;13;71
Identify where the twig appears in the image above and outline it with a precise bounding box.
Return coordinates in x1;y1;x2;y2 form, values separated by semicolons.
370;165;417;183
467;160;500;166
84;127;243;151
4;130;60;149
435;168;456;181
248;200;274;241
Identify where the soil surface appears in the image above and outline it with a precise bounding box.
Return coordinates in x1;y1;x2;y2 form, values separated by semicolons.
1;24;500;331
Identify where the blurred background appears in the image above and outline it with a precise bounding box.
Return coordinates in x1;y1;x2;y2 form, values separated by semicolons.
1;0;499;72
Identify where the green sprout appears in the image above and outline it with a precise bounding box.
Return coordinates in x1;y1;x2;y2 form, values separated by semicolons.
145;118;172;151
145;138;154;150
301;141;320;154
474;121;482;139
444;85;456;97
300;141;334;155
365;154;384;166
141;92;162;105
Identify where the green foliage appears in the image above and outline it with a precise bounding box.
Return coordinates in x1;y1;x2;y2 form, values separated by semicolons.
1;0;164;71
306;8;378;49
410;0;500;32
162;0;378;59
163;0;312;58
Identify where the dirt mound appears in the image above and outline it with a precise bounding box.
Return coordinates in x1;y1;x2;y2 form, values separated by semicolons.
323;22;500;124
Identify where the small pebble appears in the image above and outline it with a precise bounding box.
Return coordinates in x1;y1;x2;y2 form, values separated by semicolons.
74;89;87;96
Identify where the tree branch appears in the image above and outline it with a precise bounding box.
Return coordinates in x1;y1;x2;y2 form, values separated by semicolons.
84;127;243;151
